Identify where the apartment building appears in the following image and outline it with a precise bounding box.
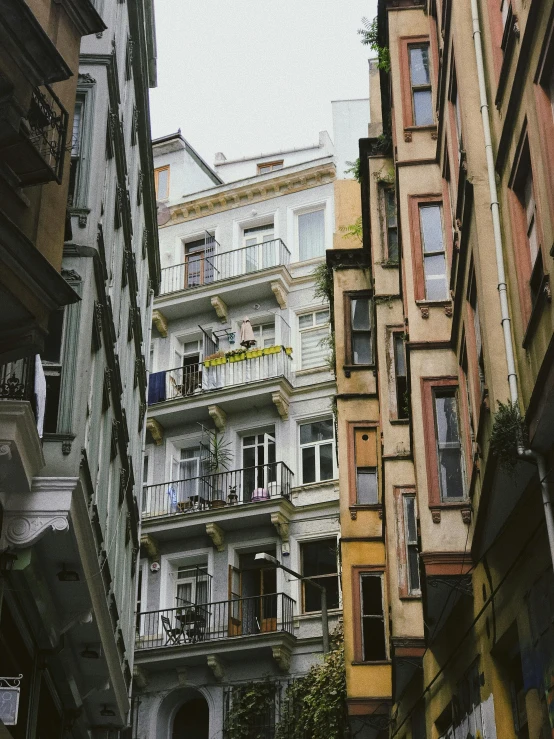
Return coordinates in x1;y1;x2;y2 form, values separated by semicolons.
132;125;366;737
0;0;159;734
330;0;554;737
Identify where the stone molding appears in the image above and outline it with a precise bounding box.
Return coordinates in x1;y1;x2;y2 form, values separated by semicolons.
0;400;44;492
271;512;290;543
207;654;225;681
272;645;291;672
146;417;164;445
271;281;287;309
140;534;159;560
206;523;225;552
272;391;289;420
208;405;227;431
152;309;168;337
210;296;228;323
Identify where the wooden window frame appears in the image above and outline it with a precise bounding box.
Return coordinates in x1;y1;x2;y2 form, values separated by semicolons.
393;487;421;599
409;195;451;303
351;566;389;664
447;59;463;186
347;421;380;511
391;329;409;422
154;165;170;201
257;160;284;174
399;36;435;131
381;185;399;263
343;291;374;370
421;377;468;509
300;538;340;614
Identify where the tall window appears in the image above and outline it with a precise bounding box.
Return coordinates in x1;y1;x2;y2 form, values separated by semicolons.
68;98;84;206
468;277;485;396
299;309;329;369
299;419;335;484
155;166;170;200
353;428;378;505
419;204;448;300
42;309;65;434
403;495;420;594
383;187;399;261
409;44;433;126
451;70;463;163
243;223;275;272
433;389;465;500
360;574;387;661
393;333;408;420
298;209;325;261
347;295;372;365
301;539;339;613
251;322;275;348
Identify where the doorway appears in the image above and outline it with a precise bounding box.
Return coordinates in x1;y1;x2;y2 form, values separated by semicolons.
228;550;277;636
172;696;209;739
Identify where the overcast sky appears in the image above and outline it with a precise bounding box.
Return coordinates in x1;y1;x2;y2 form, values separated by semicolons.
149;0;378;166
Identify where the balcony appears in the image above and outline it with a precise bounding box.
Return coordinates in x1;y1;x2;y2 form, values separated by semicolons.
156;240;292;320
135;594;296;667
147;348;293;429
0;85;68;186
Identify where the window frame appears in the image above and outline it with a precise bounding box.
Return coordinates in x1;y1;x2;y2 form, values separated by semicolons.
257;160;284;174
391;329;409;421
154;165;170;201
347;422;380;510
68;80;94;211
403;494;421;596
409;195;451;303
344;291;374;369
400;36;435;131
393;486;422;599
295;205;327;262
352;567;389;663
534;23;554;217
298;417;337;485
299;537;340;614
298;308;330;370
381;185;399;263
421;377;468;508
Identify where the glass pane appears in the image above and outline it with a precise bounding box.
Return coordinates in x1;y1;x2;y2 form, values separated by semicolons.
426;275;448;301
419;206;444;252
413;90;434;125
300;419;334;444
409;45;430;85
243;446;256;469
351;298;370;330
352;333;372;365
404;496;417;543
302;539;337;577
304;575;339;612
243;435;256;447
434;393;461;444
319;443;333;480
356;468;378;504
439;448;464;498
394;335;406;377
157;168;169;199
387;228;399;261
302;446;316;484
408;546;421;592
385;189;397;226
362;617;387;661
361;575;383;616
315;310;330;325
299;313;314;329
298;209;325;260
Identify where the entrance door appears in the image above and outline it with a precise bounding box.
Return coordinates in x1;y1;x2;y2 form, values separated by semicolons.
242;431;276;502
173;697;209;739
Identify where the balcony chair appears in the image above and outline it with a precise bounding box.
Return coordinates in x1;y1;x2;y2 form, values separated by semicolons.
161;615;184;645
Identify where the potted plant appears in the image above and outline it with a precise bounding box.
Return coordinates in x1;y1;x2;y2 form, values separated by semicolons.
206;429;232;507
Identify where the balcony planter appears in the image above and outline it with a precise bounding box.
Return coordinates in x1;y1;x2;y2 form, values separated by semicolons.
284;347;293;356
228;353;246;363
262;346;281;356
213;357;226;366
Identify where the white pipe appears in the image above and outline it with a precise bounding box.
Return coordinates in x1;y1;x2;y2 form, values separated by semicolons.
470;0;554;570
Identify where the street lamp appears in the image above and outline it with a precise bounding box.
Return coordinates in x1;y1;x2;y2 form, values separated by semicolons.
254;552;330;653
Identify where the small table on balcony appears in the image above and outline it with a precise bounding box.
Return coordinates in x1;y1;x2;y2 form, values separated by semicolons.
176;608;206;643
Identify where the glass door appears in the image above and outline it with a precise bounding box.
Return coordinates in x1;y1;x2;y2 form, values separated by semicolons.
184;238;207;287
243;224;274;272
242;431;276;501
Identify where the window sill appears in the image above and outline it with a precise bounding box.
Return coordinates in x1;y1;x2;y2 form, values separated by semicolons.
404;125;437;132
380;260;400;270
351;660;391;666
349;504;382;511
296;366;331;376
399;593;422;601
389;418;410;425
298;609;342;620
429;501;470;509
292;479;338;493
343;364;375;372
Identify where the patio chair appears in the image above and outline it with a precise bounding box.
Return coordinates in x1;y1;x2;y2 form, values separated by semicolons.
161;615;183;645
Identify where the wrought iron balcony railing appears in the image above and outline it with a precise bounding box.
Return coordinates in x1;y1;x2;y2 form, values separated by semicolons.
142;461;293;518
160;239;291;295
0;357;36;408
135;593;295;650
147;348;293;406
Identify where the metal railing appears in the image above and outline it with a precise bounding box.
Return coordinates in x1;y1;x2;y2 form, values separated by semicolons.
160;239;291;295
0;357;36;406
27;85;68;184
135;593;295;650
147;348;293;406
142;461;293;518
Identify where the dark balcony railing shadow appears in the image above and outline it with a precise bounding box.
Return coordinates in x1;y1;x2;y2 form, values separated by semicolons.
160;239;291;295
135;593;295;651
143;461;293;518
147;348;293;406
0;357;36;413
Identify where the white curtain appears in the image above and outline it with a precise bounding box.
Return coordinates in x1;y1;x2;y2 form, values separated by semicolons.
298;210;325;261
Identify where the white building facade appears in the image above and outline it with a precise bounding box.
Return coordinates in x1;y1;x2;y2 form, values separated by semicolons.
135;133;341;737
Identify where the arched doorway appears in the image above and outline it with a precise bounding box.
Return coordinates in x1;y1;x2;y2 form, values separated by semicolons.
172;696;209;739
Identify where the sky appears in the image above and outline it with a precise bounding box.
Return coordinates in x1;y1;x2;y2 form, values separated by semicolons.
149;0;378;167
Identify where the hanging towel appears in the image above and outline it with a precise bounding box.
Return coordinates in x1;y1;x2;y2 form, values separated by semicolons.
34;355;46;438
167;484;178;513
148;370;166;405
240;318;256;347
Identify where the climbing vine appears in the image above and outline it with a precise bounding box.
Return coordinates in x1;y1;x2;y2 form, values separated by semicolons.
224;679;277;739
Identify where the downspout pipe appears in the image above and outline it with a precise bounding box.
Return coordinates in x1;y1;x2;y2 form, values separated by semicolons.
470;0;554;571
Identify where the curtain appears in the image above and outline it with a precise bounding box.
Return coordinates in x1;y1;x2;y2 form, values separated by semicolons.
298;210;325;261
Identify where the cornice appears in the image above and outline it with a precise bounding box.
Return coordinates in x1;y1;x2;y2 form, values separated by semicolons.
165;163;336;226
55;0;105;36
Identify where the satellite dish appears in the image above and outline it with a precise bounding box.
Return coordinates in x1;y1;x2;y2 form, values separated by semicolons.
157;201;171;226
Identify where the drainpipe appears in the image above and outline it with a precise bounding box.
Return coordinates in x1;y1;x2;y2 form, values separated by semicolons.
470;0;554;570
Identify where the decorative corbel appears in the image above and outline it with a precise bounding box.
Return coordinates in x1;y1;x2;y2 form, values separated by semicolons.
404;131;412;143
146;418;164;445
133;665;149;690
206;523;225;552
207;655;225;681
140;534;159;560
271;512;290;543
431;510;441;524
208;405;227;431
271;281;287;309
272;645;291;672
461;508;472;525
210;296;228;324
444;303;453;317
419;305;430;319
350;509;358;521
152;309;168;338
272;391;289;420
176;668;187;687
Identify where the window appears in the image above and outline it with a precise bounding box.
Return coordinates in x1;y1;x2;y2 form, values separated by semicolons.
68;98;84;206
353;428;378;505
154;166;170;200
257;160;283;174
346;295;372;365
500;0;510;29
468;276;485;397
251;322;275;348
419;204;448;300
409;43;433;126
383;187;399;261
300;539;339;613
299;309;329;369
450;69;463;163
175;565;209;607
360;574;387;661
433;389;465;500
403;495;420;594
300;419;335;484
393;333;408;420
298;209;325;261
243;223;275;272
42;309;65;434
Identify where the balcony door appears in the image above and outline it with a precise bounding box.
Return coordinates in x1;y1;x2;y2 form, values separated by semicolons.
170;448;205;505
242;431;276;502
172;340;202;398
243;224;275;272
184;235;215;288
228;553;277;636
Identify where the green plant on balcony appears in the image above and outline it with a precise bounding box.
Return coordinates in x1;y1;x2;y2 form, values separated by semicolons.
490;400;527;473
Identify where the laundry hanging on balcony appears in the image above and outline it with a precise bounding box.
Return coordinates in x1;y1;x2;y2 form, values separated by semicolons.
148;370;166;405
240;318;256;348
